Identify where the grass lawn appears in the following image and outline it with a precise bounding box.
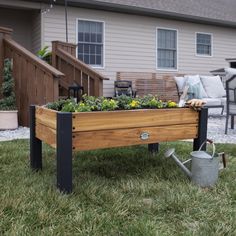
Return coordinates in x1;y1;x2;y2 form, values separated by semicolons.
0;139;236;235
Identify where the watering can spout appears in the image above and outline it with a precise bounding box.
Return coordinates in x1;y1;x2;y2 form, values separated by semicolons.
164;148;192;178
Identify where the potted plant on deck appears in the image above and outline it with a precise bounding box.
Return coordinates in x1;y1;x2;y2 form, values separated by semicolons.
0;58;18;130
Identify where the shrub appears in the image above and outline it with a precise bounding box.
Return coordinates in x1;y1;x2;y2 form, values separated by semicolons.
37;46;52;64
0;59;17;110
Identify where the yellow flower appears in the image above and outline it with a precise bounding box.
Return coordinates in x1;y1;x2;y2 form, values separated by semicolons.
130;100;139;108
168;101;177;108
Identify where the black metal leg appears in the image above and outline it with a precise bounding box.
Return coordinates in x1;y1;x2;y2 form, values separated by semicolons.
193;107;208;151
57;112;72;194
148;143;159;154
221;106;224;115
231;115;234;129
225;114;229;134
30;105;42;170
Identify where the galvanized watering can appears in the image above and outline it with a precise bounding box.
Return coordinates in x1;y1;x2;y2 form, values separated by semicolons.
164;140;226;187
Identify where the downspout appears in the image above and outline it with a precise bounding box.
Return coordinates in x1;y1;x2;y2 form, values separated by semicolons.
65;0;68;42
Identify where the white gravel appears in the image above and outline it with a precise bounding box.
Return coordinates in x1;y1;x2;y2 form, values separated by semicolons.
0;115;235;144
207;116;236;144
0;126;29;141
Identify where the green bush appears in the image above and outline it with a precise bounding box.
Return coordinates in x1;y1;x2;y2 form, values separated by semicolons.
0;59;17;110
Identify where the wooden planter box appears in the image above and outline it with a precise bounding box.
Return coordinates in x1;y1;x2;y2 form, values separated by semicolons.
30;105;208;193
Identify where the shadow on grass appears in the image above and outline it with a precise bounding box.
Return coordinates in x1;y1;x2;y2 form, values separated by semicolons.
72;142;194;181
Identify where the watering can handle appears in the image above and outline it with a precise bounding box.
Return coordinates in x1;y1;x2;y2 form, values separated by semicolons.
199;139;215;158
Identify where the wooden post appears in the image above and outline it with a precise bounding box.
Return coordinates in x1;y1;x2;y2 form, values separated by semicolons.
0;27;12;90
99;79;103;96
193;107;208;151
51;41;58;69
30;105;42;170
57;112;73;193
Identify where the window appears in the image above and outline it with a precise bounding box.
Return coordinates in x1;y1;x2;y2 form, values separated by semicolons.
157;28;177;69
196;33;212;56
77;20;104;67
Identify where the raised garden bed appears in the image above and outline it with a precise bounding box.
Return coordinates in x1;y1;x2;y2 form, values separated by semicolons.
30;105;208;193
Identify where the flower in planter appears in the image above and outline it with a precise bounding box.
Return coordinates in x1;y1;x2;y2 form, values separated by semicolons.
46;94;178;112
129;100;140;109
101;99;118;111
114;94;132;110
75;102;91;112
138;95;163;109
167;101;178;108
61;100;77;112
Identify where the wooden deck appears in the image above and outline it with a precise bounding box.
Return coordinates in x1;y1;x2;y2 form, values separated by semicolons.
0;27;108;126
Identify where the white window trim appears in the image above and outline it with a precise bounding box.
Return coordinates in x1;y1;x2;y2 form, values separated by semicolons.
156;27;178;72
195;32;213;57
76;18;105;69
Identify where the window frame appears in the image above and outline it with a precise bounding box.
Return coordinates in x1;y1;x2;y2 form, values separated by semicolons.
195;32;213;57
76;18;105;68
156;27;178;71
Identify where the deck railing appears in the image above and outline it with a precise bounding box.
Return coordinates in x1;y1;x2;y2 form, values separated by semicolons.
0;28;108;126
0;27;64;126
52;41;108;97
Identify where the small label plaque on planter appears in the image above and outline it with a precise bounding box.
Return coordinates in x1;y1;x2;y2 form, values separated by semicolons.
140;132;150;140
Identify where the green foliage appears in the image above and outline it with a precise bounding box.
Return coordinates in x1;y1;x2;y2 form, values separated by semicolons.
46;99;73;111
75;102;92;112
114;94;133;110
61;100;78;112
137;94;164;109
82;95;102;111
0;59;16;110
37;46;52;64
0;140;236;235
45;94;178;112
101;98;118;111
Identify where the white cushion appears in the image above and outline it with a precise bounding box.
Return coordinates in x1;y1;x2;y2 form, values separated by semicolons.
184;75;208;98
200;75;226;98
220;97;226;106
174;76;186;93
225;68;236;80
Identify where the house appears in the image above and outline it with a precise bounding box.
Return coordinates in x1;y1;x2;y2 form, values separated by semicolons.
0;0;236;125
0;0;236;97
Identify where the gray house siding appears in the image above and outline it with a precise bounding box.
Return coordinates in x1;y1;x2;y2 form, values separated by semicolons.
40;5;236;96
31;11;41;54
0;7;33;50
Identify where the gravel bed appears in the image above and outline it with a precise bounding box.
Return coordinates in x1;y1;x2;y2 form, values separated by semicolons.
0;116;235;143
207;116;236;144
0;127;29;142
